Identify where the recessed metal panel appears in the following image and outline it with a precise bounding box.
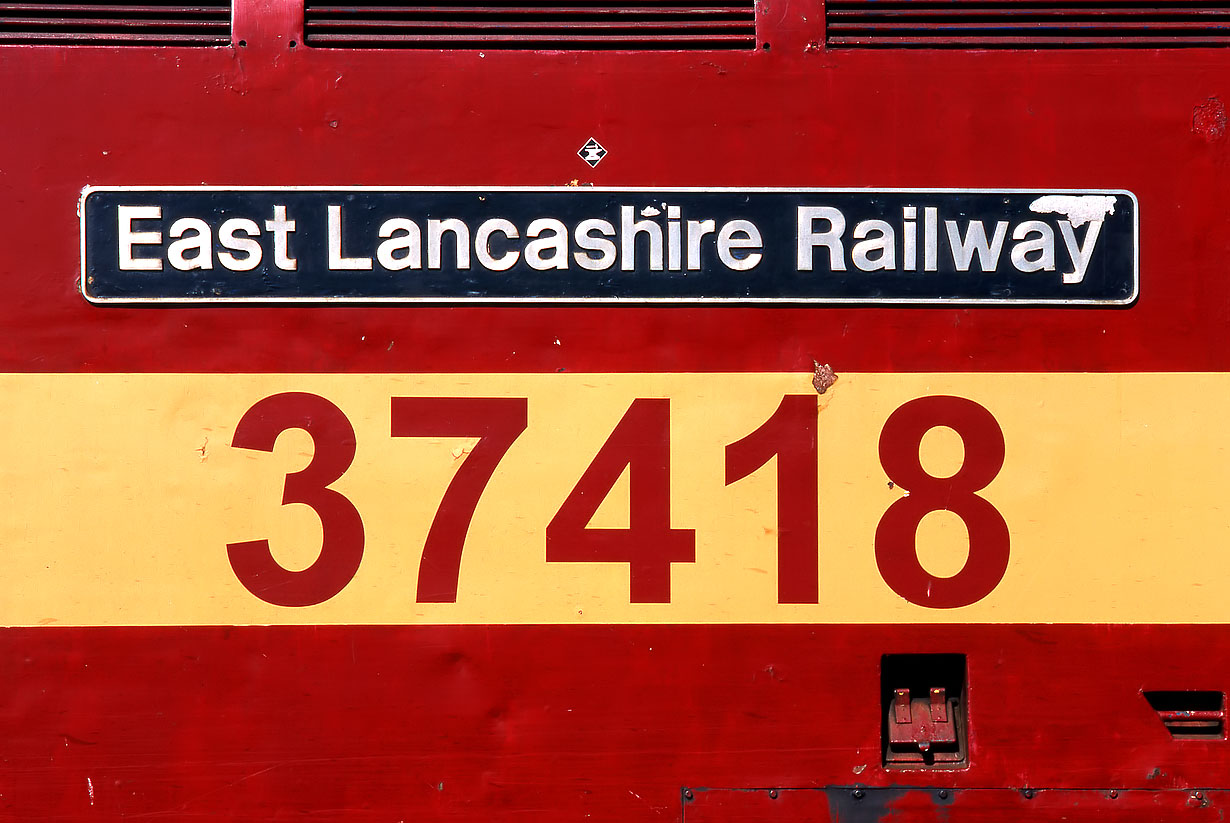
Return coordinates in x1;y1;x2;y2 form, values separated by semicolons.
685;787;1230;823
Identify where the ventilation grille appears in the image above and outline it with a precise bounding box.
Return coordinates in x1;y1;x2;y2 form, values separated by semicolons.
826;0;1230;47
0;0;230;44
303;0;756;49
1144;691;1226;739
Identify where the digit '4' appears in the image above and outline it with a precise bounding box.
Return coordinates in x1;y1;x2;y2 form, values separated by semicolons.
545;399;696;603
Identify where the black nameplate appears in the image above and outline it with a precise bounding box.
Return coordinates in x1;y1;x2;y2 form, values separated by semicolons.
81;187;1138;304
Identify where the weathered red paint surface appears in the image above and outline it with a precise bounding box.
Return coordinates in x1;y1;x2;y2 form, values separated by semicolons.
2;625;1229;819
1;0;1229;374
2;0;1227;817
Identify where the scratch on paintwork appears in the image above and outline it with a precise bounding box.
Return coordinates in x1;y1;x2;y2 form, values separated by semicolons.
61;733;97;746
628;789;668;815
197;437;209;462
128;764;285;816
227;48;250;96
86;777;94;805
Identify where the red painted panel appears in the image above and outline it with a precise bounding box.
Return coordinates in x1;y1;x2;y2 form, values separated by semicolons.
0;11;1229;373
2;625;1230;820
3;0;1227;815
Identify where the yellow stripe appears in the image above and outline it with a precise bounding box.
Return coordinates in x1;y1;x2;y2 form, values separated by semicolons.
1;372;1226;626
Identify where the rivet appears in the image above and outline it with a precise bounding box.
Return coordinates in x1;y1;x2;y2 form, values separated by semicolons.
852;789;865;800
938;790;949;800
768;790;778;799
1023;789;1035;799
684;789;694;801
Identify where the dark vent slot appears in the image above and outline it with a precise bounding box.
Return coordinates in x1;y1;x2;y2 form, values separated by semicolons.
0;0;230;44
826;0;1230;48
303;0;756;49
1144;690;1226;739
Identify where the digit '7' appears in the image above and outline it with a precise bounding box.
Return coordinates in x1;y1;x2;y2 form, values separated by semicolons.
391;397;528;603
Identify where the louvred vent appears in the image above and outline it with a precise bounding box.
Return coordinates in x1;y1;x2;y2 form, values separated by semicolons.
826;0;1230;47
0;0;230;44
303;0;756;49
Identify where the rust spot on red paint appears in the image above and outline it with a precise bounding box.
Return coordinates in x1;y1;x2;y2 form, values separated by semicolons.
812;361;837;394
1193;97;1226;142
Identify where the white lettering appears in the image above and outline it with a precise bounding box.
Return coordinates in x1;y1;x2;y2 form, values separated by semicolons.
474;218;519;271
717;220;763;272
924;207;938;271
525;218;569;271
264;205;297;271
218;218;262;272
666;205;682;271
945;220;1008;272
118;205;162;271
686;219;716;271
377;218;422;271
852;219;895;271
427;218;470;270
621;205;663;272
1058;219;1103;285
167;217;212;271
902;206;917;271
797;207;846;271
328;205;372;270
573;219;616;271
1010;220;1055;273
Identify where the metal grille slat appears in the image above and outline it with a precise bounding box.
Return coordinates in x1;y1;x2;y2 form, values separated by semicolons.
312;6;748;16
825;0;1230;46
0;0;230;44
305;0;756;48
318;17;751;27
